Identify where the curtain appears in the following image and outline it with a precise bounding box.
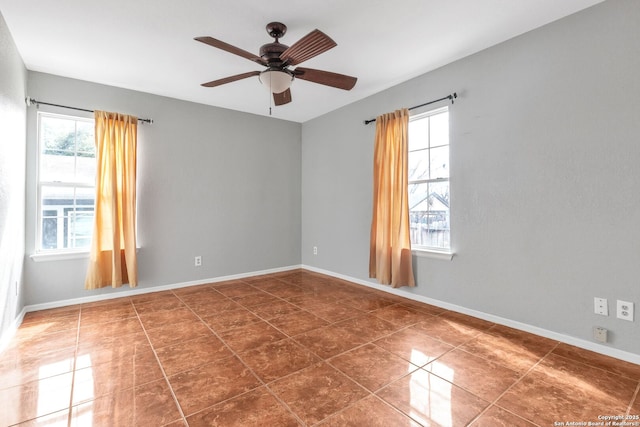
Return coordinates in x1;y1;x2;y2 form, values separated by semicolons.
85;111;138;289
369;109;415;288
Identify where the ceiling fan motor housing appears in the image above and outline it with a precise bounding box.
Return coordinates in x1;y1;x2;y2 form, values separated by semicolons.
259;42;289;68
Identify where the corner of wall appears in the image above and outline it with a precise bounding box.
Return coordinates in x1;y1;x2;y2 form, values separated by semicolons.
0;10;28;349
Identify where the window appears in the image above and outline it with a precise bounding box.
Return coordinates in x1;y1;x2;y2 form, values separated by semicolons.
408;107;450;252
37;113;95;252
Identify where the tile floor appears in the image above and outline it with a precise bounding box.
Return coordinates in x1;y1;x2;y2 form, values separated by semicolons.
1;269;639;426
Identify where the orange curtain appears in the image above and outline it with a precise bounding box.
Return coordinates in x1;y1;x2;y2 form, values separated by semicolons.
85;111;138;289
369;109;415;288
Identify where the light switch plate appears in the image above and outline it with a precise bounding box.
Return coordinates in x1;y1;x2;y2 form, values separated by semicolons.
594;297;608;316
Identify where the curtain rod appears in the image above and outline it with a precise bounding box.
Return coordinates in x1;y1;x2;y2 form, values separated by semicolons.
25;97;154;124
363;92;457;125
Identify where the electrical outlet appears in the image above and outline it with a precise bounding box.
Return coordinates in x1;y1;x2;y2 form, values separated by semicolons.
313;246;318;255
616;300;634;321
593;326;607;343
594;297;608;316
194;256;202;267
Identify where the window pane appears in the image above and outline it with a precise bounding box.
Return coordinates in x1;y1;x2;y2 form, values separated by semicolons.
42;210;58;249
41;153;71;182
408;148;429;181
409;182;430;214
75;120;95;158
429;145;449;179
75;155;96;184
430;111;449;148
40;115;95;184
75;187;95;208
409;181;450;249
68;210;94;249
408;118;429;151
41;116;76;156
42;185;74;208
41;185;94;250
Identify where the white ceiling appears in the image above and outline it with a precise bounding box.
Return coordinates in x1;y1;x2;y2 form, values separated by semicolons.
0;0;603;123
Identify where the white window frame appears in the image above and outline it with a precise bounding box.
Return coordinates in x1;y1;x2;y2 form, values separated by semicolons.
34;111;95;258
408;106;453;260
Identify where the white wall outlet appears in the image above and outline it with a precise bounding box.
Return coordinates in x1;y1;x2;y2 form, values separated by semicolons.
313;246;318;255
616;300;634;321
594;297;608;316
194;256;202;267
593;326;607;343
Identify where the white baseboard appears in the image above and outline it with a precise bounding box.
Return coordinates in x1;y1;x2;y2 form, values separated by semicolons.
302;264;640;365
23;264;302;313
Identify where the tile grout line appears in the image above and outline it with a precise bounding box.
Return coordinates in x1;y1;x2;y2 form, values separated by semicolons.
627;382;640;417
218;277;332;426
419;324;544;426
65;308;83;427
132;299;188;426
171;282;300;425
293;311;451;425
242;283;491;425
261;384;307;426
550;349;640;382
318;347;417;425
542;345;640;418
169;283;306;425
203;275;406;425
308;394;374;426
465;341;561;427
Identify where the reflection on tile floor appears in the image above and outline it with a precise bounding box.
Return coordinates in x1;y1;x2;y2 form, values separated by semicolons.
1;269;639;426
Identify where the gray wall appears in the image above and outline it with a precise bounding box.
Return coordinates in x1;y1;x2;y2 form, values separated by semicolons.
24;72;302;305
302;0;640;356
0;12;27;344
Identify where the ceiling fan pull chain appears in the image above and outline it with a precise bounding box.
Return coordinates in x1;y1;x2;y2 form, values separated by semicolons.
269;71;273;116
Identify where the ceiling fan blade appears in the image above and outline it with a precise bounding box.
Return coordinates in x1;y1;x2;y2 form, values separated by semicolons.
195;36;267;66
280;29;336;66
293;67;357;90
273;88;292;106
201;71;261;88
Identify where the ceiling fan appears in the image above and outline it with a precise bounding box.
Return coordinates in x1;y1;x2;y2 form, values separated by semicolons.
195;22;357;106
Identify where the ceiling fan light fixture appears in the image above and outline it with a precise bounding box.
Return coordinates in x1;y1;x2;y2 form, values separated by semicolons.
259;69;293;94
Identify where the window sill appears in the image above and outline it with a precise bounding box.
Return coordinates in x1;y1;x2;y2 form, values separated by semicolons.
412;248;454;261
30;247;142;262
30;251;89;262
